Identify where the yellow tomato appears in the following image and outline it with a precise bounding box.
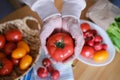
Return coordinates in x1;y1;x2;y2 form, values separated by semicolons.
93;50;109;62
17;41;30;53
19;55;33;70
11;47;27;59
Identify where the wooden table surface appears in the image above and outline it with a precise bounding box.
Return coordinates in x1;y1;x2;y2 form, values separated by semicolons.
1;0;120;80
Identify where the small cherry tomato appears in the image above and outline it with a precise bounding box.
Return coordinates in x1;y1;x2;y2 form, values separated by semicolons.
0;34;6;49
51;70;60;80
11;58;20;66
19;55;33;70
5;29;22;42
42;58;51;67
81;46;95;58
0;58;13;76
0;52;6;60
94;35;103;42
17;41;30;53
80;23;91;32
4;42;16;55
93;50;109;62
94;42;102;51
37;67;49;78
11;47;27;59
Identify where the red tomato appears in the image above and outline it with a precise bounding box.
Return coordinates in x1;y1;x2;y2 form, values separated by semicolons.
51;70;60;80
0;58;13;76
4;42;16;55
11;58;20;66
81;46;95;58
0;34;6;49
80;23;91;32
37;67;49;78
42;58;51;67
5;29;22;42
47;32;74;62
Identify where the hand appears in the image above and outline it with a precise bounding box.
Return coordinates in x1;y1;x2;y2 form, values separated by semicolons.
40;16;62;55
62;17;85;61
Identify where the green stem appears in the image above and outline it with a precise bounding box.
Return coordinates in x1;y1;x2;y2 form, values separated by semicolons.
55;39;65;49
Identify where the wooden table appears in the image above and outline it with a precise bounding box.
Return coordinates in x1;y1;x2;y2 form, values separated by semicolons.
1;0;120;80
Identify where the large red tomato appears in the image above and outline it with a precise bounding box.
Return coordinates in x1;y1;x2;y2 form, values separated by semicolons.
5;29;22;42
0;58;13;76
47;32;74;62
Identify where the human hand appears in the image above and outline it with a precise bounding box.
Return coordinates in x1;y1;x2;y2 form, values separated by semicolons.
40;16;62;55
62;17;85;63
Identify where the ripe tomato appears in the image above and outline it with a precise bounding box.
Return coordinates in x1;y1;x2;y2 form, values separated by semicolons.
0;52;6;60
4;42;16;55
93;50;109;62
81;46;95;58
42;58;51;67
0;58;13;76
5;29;22;42
19;55;33;70
0;34;6;49
37;67;49;78
11;58;20;66
47;32;74;62
51;70;60;80
11;47;27;59
17;41;30;53
80;23;91;32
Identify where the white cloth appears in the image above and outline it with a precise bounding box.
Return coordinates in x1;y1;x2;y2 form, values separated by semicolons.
21;0;60;21
62;0;86;20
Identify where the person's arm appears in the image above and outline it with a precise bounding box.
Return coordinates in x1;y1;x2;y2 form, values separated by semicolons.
21;0;60;21
62;0;86;20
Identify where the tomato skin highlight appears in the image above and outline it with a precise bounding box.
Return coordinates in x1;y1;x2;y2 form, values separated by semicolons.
0;58;13;76
81;46;95;58
0;34;6;49
47;32;74;62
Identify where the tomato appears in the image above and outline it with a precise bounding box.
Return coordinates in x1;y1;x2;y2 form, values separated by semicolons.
47;32;74;62
81;46;95;58
17;41;30;53
42;58;51;67
93;50;109;62
0;52;6;60
51;70;60;80
0;58;13;76
19;55;33;70
37;67;49;78
5;29;22;42
80;23;91;32
11;47;27;59
0;34;6;49
11;58;20;66
47;65;54;73
4;42;16;55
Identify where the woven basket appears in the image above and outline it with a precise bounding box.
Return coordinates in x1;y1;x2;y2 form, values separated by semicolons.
0;16;41;80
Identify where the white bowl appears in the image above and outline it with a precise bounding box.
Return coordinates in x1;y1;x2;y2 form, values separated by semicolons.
76;20;116;66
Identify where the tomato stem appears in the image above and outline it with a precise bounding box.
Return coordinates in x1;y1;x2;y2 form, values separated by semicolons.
55;39;65;49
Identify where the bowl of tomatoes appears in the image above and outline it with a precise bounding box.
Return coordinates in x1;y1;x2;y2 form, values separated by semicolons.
76;20;116;66
0;17;41;80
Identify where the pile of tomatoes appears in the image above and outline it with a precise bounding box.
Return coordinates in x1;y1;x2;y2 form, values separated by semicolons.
0;29;33;76
80;22;109;62
37;58;60;80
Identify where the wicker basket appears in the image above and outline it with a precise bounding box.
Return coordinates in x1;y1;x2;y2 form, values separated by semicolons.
0;16;41;80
